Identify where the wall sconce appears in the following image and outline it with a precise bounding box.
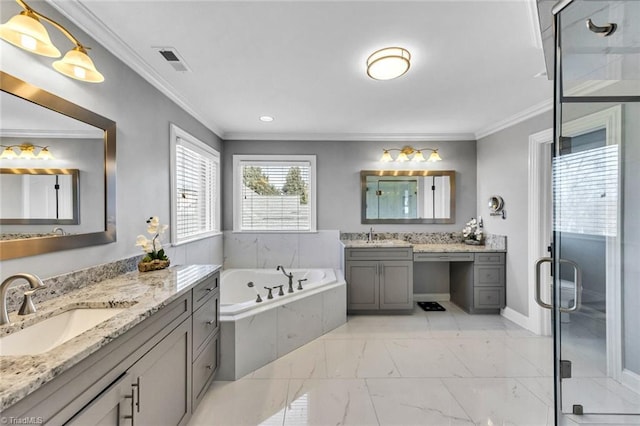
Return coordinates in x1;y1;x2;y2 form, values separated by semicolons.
380;145;442;163
0;0;105;83
367;47;411;80
0;143;54;160
488;195;506;219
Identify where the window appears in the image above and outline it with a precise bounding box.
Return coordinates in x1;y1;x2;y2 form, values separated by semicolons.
233;155;316;232
170;124;220;244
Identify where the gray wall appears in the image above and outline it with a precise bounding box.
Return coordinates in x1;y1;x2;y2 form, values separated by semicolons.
222;139;477;232
0;1;223;279
477;111;553;316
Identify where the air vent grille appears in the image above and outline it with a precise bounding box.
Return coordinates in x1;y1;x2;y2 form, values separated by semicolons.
154;47;191;72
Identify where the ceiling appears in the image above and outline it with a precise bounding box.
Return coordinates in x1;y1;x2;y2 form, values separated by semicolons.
48;0;553;141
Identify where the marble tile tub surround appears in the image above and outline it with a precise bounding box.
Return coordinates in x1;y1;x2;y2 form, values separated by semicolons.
0;264;220;411
340;231;507;250
3;255;142;315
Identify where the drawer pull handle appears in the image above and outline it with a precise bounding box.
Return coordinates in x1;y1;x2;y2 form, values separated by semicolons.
206;320;215;325
124;388;135;425
205;287;215;292
206;365;213;370
132;378;140;412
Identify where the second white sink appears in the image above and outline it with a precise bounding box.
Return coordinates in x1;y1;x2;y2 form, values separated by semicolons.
0;308;125;356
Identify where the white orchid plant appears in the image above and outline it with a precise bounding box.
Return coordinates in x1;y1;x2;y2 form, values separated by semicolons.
462;217;483;242
135;216;169;262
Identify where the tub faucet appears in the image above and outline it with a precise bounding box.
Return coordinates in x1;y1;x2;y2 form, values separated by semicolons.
276;266;294;291
247;282;262;303
0;273;47;326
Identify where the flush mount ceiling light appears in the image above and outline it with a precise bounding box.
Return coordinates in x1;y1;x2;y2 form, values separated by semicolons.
366;47;411;80
259;116;274;122
380;145;442;163
0;0;104;83
0;143;54;160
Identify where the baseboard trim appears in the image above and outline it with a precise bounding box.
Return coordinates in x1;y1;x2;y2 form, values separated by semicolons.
501;307;533;331
414;293;450;302
621;369;640;394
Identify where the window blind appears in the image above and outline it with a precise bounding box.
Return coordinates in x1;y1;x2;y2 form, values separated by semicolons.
553;144;618;237
175;137;218;241
239;161;312;231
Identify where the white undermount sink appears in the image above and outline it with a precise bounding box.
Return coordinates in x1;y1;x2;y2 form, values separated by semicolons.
0;308;124;356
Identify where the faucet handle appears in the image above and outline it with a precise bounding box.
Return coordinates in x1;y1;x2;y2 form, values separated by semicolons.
297;278;308;290
275;285;285;296
264;286;274;299
18;290;39;315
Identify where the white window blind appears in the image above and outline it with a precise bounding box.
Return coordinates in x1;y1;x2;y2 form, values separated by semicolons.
171;125;220;244
553;144;618;237
234;156;316;232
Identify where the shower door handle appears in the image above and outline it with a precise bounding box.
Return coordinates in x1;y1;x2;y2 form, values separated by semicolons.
534;257;582;313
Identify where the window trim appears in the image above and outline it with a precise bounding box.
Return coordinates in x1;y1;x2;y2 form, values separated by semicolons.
170;123;221;245
233;154;317;233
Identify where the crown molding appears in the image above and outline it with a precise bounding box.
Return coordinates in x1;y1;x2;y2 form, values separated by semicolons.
223;132;476;142
47;0;225;139
0;129;103;139
474;98;553;140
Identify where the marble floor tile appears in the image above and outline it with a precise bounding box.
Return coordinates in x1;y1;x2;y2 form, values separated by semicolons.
443;337;543;377
250;339;327;379
284;379;379;425
367;378;474;425
561;378;640;414
189;379;289;426
384;339;473;378
443;377;552;426
324;339;400;378
504;336;555;376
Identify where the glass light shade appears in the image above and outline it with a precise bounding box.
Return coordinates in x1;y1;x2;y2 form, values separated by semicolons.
367;47;411;80
380;150;393;162
36;147;53;160
0;147;18;159
396;152;410;162
412;151;426;162
428;150;442;162
18;146;36;159
53;47;105;83
0;11;61;58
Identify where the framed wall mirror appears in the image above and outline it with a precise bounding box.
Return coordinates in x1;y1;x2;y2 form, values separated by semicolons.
361;170;455;224
0;72;116;260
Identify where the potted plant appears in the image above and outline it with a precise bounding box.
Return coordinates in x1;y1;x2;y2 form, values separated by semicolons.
135;216;170;272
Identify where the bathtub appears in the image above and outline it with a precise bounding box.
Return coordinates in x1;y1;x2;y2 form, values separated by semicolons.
217;268;346;380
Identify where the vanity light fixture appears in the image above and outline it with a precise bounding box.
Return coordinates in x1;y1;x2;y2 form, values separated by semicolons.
0;0;104;83
366;47;411;80
380;145;442;163
0;143;54;160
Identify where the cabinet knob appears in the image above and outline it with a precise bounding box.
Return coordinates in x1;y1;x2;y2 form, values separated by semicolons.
206;365;213;370
206;320;215;325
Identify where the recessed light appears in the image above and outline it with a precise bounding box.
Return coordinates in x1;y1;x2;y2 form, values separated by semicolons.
259;116;274;122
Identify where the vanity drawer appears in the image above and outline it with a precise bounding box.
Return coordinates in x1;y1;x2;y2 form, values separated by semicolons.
473;287;504;309
414;253;474;262
346;247;413;261
193;272;219;311
474;253;505;264
473;265;505;287
192;331;219;410
193;294;219;356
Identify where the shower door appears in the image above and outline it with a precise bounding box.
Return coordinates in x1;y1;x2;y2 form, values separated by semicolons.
551;0;640;422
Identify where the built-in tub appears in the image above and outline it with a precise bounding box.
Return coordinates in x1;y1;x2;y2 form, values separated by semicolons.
217;268;346;380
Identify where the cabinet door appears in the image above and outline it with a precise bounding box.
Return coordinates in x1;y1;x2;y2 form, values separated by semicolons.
379;260;413;310
129;319;192;426
66;373;133;426
346;261;379;311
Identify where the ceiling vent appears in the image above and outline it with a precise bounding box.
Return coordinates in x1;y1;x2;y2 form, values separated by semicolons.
154;47;191;72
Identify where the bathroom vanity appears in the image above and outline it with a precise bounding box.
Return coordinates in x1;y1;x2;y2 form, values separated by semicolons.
0;265;220;425
343;238;506;314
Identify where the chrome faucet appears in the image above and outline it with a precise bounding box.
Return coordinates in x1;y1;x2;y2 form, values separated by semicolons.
367;227;374;243
276;266;294;292
52;227;65;236
0;273;47;325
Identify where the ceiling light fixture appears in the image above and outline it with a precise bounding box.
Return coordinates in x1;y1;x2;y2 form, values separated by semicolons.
366;47;411;80
0;0;104;83
0;143;54;160
380;145;442;163
259;116;274;122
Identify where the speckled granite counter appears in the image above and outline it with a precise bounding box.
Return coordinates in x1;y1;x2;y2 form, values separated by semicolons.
0;264;220;411
341;241;505;253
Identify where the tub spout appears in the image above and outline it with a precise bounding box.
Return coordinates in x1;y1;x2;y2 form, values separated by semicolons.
276;265;294;290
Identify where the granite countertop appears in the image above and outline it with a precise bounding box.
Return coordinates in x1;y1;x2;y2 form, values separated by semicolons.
0;264;220;411
341;240;505;253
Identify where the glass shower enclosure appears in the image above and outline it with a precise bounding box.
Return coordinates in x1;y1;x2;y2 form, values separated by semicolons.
550;0;639;423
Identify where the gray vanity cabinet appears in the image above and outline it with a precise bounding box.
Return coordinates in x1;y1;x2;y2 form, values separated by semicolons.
65;373;132;426
345;247;414;312
450;253;505;314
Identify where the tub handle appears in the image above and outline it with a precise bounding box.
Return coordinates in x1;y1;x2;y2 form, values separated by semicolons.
264;286;274;299
297;278;308;291
275;285;285;296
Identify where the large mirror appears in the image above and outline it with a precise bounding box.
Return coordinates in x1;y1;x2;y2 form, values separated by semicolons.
361;170;455;224
0;72;116;260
